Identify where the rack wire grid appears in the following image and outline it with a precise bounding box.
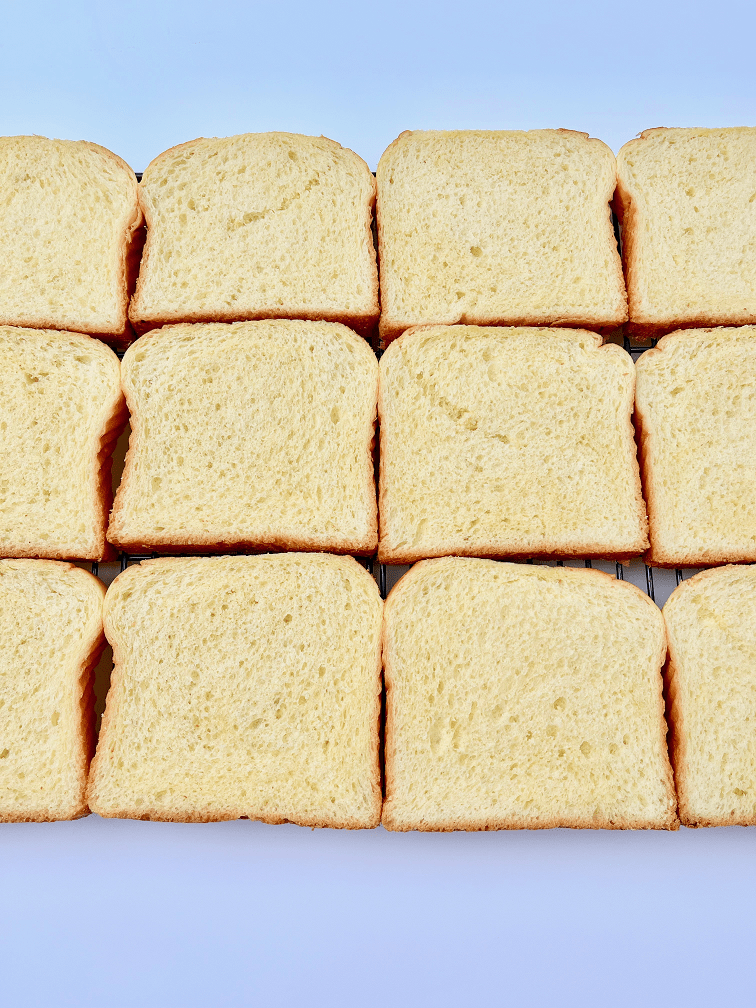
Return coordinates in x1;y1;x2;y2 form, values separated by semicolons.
85;197;692;609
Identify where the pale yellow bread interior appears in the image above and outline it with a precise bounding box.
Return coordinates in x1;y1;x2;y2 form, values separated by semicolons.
378;325;647;563
130;132;378;335
108;320;378;554
382;558;678;831
88;554;383;827
0;559;104;822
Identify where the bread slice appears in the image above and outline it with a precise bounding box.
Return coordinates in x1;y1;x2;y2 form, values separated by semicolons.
663;565;756;827
0;135;142;343
107;320;378;555
0;560;104;822
617;127;756;336
129;133;378;337
635;325;756;566
382;558;677;831
87;553;383;826
0;326;124;560
376;129;626;344
378;325;647;564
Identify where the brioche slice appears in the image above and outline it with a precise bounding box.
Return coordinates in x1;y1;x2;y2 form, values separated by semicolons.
663;565;756;827
88;554;383;826
130;133;378;337
376;129;626;344
635;326;756;566
382;558;677;831
378;325;647;564
617;127;756;336
107;320;378;555
0;326;124;560
0;135;142;342
0;560;104;822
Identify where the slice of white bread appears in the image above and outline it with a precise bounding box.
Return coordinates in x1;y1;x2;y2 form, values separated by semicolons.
663;565;756;827
87;554;383;826
378;325;647;564
0;560;104;822
0;135;142;342
129;133;379;337
107;320;378;555
635;326;756;566
617;127;756;336
0;326;124;560
382;558;678;831
376;129;626;344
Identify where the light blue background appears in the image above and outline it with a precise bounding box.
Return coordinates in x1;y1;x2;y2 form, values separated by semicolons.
2;1;755;1005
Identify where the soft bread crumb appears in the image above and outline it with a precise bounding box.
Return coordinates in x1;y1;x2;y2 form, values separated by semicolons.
617;127;756;334
378;325;647;563
664;565;756;827
377;129;626;343
88;554;383;827
0;326;124;560
0;135;141;339
382;558;678;831
108;320;378;554
130;133;378;335
635;325;756;566
0;560;104;822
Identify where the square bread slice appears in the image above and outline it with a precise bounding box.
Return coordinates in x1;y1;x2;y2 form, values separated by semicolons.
87;554;383;827
107;320;378;555
378;325;647;563
129;133;379;337
617;127;756;336
0;326;125;560
663;565;756;827
0;560;104;822
382;558;678;831
0;135;142;343
376;129;626;344
635;326;756;566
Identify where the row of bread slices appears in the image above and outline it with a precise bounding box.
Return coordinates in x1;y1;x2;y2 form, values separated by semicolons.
1;319;754;568
0;552;753;830
3;128;756;347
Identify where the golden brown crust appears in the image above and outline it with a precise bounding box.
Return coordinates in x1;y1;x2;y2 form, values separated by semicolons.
381;559;677;831
129;134;379;340
377;326;648;564
0;560;105;823
88;554;382;827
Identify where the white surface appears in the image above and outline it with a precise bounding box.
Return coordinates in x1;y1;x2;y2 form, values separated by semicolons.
2;0;756;1004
